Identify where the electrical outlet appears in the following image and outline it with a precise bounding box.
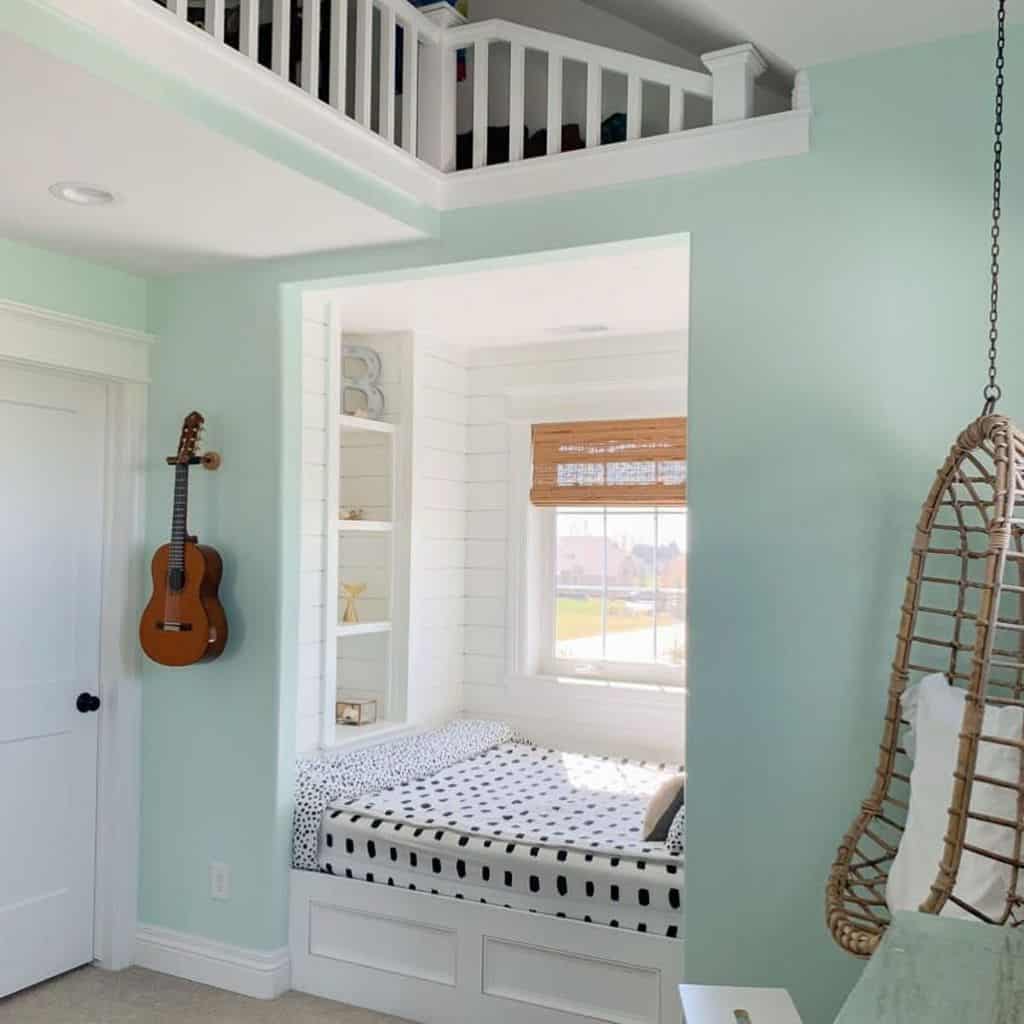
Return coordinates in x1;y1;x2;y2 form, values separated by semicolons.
209;861;231;901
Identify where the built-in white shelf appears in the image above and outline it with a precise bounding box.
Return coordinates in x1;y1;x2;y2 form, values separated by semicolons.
337;519;394;533
338;413;396;434
325;719;416;753
336;621;392;638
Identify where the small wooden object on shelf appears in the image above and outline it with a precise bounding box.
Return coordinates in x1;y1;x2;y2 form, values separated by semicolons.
342;508;365;521
341;582;366;623
336;698;378;727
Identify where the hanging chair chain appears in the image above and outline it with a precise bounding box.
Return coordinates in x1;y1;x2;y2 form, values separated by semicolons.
984;0;1007;415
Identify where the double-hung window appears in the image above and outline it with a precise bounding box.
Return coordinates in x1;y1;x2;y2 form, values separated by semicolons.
530;418;687;687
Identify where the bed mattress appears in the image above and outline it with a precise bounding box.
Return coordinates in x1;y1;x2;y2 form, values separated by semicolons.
319;742;684;937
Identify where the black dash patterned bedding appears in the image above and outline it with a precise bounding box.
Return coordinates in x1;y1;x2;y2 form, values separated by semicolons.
313;733;685;938
293;720;521;871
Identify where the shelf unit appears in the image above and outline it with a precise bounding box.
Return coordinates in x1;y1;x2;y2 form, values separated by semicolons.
337;519;394;533
336;621;392;638
337;413;395;434
319;319;412;751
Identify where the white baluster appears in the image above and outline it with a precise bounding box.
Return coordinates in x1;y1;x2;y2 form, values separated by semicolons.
167;0;187;18
239;0;259;60
302;0;322;97
472;41;490;169
668;88;685;133
626;72;641;141
401;25;419;154
416;42;457;171
546;53;563;156
272;0;290;79
354;0;374;127
440;45;457;171
585;62;602;148
508;41;525;163
329;0;349;111
792;70;811;112
379;5;397;142
205;0;225;41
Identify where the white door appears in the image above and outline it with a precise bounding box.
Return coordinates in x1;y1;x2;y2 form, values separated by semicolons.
0;364;106;997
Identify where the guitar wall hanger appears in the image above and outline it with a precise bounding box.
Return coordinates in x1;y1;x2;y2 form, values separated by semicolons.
164;451;222;470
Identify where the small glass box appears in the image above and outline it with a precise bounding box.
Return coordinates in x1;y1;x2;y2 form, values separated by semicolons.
336;698;378;727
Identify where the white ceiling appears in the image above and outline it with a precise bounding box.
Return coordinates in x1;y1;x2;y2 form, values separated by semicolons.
331;243;689;346
0;35;422;275
581;0;1021;75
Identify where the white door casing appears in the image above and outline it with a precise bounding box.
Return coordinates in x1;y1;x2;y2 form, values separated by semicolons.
0;364;107;997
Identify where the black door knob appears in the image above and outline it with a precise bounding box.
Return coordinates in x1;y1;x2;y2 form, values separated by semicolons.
76;692;101;713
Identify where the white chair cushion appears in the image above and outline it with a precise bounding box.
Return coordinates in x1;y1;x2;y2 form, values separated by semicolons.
888;673;1023;921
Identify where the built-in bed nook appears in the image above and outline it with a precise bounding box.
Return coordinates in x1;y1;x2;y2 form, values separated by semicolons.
290;245;689;1023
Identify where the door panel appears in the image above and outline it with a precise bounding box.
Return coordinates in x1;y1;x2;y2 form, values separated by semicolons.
0;365;106;997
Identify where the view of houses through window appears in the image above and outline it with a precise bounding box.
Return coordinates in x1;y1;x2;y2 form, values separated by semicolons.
554;507;686;674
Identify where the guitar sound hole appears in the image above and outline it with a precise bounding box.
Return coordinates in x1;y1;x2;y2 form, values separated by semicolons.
168;569;185;591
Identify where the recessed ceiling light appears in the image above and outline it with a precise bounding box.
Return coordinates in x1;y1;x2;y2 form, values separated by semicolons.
548;324;611;336
48;182;117;207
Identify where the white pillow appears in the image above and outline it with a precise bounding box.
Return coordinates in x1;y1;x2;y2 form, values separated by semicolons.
887;673;1024;921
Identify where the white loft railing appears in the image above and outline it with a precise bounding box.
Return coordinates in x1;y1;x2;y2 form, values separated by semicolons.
149;1;774;174
159;0;442;158
443;19;713;171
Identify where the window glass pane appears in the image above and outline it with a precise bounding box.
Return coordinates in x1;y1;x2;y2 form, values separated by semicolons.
607;460;657;486
658;460;687;486
556;511;605;659
556;589;606;660
556;463;605;488
603;510;655;664
605;587;656;664
554;507;686;675
656;511;687;667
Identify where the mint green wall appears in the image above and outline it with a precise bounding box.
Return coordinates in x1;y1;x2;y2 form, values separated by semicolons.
0;237;147;330
139;28;1023;1024
140;277;294;949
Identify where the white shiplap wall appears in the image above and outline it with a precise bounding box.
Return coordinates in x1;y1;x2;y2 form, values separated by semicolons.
462;332;688;763
298;298;331;754
406;337;470;728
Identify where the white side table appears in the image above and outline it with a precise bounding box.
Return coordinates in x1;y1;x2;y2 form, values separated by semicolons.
679;986;803;1024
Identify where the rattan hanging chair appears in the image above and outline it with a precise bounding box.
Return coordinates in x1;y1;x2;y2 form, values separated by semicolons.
826;415;1024;956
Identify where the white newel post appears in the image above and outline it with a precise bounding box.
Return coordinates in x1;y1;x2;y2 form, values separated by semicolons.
701;44;767;124
416;3;467;172
791;70;812;112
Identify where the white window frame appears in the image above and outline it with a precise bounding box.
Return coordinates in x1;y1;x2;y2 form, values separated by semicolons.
535;505;686;688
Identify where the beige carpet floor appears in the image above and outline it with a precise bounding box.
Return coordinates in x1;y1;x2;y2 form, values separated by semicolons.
0;966;410;1023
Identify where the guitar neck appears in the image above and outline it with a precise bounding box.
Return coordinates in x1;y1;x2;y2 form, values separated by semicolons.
168;463;190;578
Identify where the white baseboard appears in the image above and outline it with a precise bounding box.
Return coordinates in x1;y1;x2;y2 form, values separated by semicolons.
134;925;290;1000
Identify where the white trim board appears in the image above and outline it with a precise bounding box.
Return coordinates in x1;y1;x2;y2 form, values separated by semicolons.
0;300;153;383
135;926;291;1000
443;109;812;209
92;379;147;970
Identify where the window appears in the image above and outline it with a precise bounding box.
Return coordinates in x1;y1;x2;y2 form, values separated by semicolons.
544;507;686;684
529;418;687;686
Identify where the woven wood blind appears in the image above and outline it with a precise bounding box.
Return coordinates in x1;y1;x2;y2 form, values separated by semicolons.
530;417;687;507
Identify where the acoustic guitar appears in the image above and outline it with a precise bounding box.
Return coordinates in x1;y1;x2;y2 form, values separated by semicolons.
139;412;228;666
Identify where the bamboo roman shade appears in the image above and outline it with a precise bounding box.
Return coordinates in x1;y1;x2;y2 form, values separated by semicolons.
530;418;687;507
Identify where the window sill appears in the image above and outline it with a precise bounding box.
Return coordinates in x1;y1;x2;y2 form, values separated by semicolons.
516;673;687;701
322;719;416;754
